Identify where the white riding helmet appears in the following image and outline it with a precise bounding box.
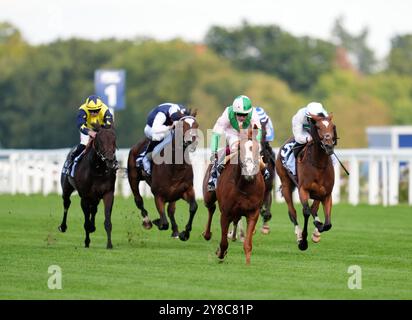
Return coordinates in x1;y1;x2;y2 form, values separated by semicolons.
305;102;328;118
232;95;253;114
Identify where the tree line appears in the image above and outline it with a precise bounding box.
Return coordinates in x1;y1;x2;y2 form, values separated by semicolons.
0;19;412;149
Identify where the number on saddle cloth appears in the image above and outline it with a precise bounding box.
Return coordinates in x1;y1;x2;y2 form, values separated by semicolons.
280;141;296;176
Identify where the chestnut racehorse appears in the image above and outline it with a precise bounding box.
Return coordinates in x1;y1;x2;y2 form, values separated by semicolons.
203;127;265;264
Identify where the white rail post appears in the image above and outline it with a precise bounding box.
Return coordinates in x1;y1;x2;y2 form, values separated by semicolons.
368;158;379;205
349;156;359;205
332;162;341;204
381;156;388;207
389;157;399;205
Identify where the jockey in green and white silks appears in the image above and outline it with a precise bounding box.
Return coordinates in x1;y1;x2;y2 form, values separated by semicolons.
207;95;269;192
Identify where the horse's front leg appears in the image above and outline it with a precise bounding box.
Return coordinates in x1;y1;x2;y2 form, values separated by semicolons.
216;214;230;262
103;192;114;249
153;196;169;230
260;187;273;234
180;187;198;241
58;175;74;232
320;194;332;233
228;221;238;241
310;200;322;243
167;202;179;238
298;188;311;251
244;211;259;265
202;201;216;241
80;198;92;248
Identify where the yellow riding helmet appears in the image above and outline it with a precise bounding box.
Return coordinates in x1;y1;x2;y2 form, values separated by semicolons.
85;95;103;111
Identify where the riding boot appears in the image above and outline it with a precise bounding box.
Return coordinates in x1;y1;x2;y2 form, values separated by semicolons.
137;140;159;176
207;163;219;192
64;144;85;175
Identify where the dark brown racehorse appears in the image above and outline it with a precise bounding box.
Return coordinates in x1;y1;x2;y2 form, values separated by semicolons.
59;124;117;249
275;114;337;250
203;127;265;264
127;110;199;241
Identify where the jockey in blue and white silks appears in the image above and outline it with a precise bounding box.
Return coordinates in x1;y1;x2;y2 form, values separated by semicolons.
137;103;185;176
255;106;275;142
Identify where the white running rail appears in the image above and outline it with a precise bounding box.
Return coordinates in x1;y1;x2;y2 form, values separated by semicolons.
1;148;411;206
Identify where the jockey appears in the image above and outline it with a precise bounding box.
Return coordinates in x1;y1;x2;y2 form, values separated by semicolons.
255;105;276;162
65;95;116;172
136;102;185;176
255;106;275;144
284;101;330;176
207;95;270;192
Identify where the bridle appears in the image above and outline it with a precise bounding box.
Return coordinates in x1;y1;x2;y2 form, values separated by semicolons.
178;116;198;150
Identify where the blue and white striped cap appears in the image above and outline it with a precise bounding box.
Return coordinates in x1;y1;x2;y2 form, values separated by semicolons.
255;106;269;122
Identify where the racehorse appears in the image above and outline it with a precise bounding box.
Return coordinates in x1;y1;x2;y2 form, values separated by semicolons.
227;118;276;240
203;126;265;264
58;123;118;249
127;109;199;241
275;114;337;251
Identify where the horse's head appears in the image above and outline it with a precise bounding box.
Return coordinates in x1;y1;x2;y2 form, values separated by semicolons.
92;123;117;169
177;109;199;152
308;114;337;156
238;125;261;181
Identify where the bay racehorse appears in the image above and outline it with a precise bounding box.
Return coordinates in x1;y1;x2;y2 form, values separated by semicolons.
59;123;118;249
275;114;337;250
203;126;265;264
127;109;199;241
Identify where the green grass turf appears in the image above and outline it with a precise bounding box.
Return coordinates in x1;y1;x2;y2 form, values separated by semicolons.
0;194;411;299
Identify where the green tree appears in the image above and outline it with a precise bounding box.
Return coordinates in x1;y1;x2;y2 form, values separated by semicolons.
386;34;412;75
205;21;336;92
331;16;376;74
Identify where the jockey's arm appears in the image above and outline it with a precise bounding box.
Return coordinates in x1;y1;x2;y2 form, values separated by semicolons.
103;109;114;127
292;110;312;144
77;109;90;135
151;112;172;141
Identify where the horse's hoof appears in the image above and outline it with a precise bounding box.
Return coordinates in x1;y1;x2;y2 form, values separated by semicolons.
171;231;179;239
261;225;270;235
314;220;324;231
107;243;113;249
153;219;169;231
179;231;190;241
311;233;321;243
89;225;96;233
298;240;308;251
142;220;152;230
202;231;212;241
322;224;332;232
58;225;67;233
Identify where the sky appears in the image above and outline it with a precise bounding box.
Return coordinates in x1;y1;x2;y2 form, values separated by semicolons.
1;0;412;59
